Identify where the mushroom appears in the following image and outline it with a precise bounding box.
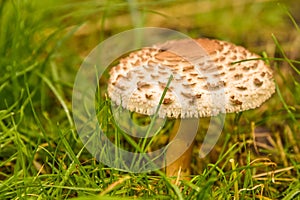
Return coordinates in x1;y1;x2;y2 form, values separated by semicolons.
107;38;275;178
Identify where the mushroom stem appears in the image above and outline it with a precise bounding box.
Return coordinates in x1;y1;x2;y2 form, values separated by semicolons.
166;118;198;179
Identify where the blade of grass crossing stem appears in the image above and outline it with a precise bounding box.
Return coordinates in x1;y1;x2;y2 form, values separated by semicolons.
130;75;173;171
141;74;173;151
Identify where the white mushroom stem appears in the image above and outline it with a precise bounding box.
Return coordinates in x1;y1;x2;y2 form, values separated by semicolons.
166;118;198;179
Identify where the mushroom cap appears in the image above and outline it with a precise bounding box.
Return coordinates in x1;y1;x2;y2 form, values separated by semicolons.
108;38;275;118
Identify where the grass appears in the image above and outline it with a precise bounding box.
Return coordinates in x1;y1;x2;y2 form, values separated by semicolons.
0;0;300;199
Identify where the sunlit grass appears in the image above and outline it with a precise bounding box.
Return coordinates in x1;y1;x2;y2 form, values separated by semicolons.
0;0;299;199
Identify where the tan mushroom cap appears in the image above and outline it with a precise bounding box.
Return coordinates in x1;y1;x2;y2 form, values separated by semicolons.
108;38;275;118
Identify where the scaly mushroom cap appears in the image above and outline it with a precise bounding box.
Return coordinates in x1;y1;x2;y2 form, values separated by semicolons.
108;38;275;118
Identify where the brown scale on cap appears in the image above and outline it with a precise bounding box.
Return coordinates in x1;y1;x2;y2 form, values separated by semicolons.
137;81;151;91
230;95;243;105
236;86;248;91
234;73;243;80
145;93;153;99
108;38;275;118
254;78;263;87
163;98;173;105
